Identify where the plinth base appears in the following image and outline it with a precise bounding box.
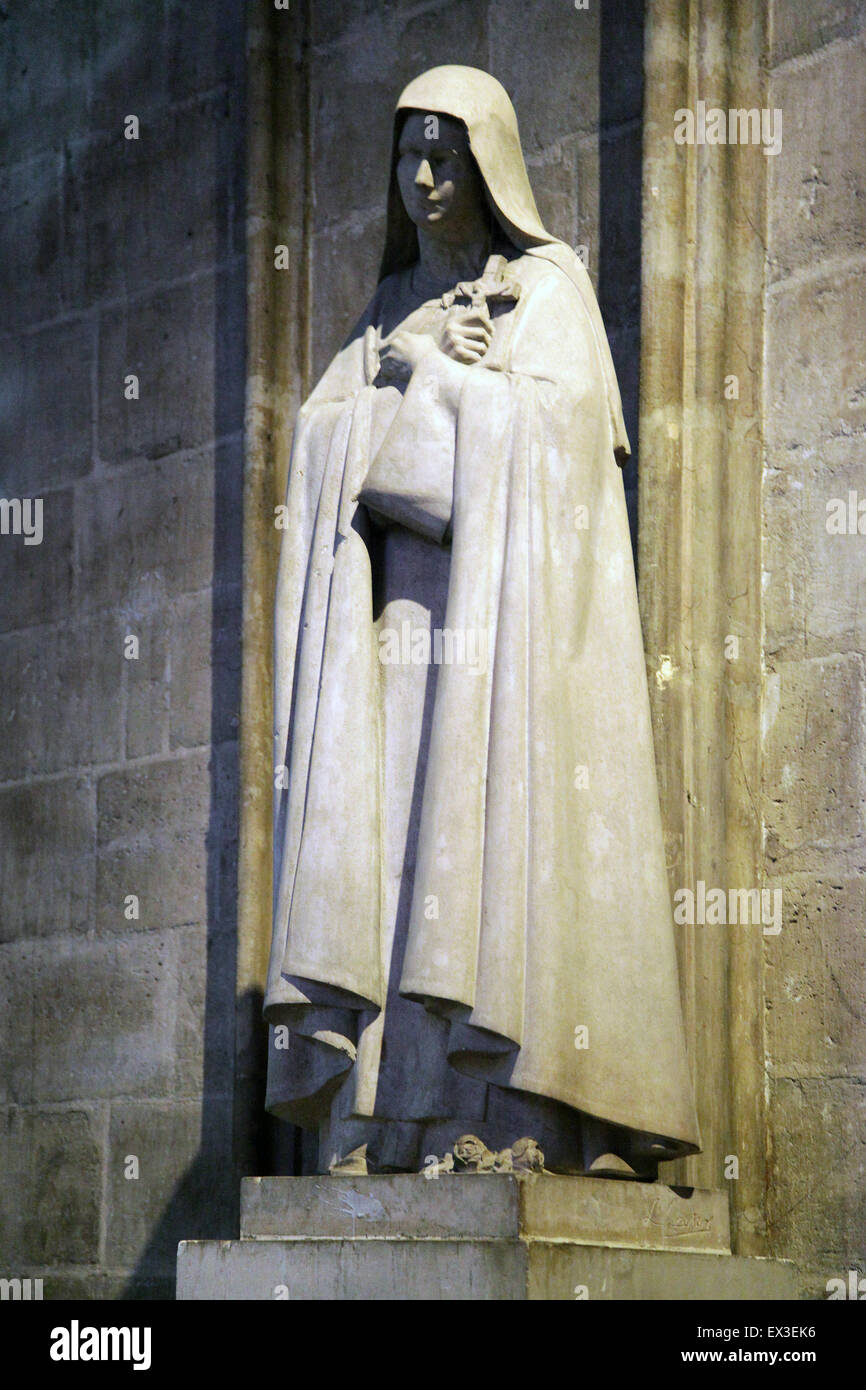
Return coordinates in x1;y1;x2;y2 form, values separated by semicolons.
176;1174;796;1300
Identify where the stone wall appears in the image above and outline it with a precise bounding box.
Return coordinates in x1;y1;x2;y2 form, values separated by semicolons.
0;1;246;1297
762;1;866;1293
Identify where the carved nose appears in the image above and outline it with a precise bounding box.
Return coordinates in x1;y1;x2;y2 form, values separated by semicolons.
414;158;434;189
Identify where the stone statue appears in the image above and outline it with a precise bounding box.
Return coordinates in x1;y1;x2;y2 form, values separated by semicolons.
264;66;701;1180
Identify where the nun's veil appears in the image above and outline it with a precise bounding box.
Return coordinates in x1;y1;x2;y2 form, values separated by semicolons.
379;65;630;464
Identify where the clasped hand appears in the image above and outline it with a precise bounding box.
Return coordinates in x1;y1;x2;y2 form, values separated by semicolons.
380;303;493;375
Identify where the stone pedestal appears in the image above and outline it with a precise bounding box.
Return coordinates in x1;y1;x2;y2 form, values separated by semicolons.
177;1175;797;1300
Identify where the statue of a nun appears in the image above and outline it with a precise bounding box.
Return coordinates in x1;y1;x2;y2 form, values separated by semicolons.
264;66;701;1179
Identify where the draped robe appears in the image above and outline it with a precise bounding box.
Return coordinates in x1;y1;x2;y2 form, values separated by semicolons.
264;240;701;1173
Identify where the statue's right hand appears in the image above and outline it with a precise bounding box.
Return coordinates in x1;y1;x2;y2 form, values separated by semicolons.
439;305;493;365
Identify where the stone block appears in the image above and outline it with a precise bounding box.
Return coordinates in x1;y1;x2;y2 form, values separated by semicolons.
762;654;866;861
96;752;211;935
768;37;866;282
766;264;866;465
311;0;404;49
490;0;600;150
0;1;92;161
173;925;236;1096
164;0;245;104
793;1257;866;1302
526;136;581;252
123;610;170;759
96;269;245;465
0;156;62;331
312;213;385;387
177;1234;796;1301
763;464;811;660
0;943;36;1105
311;1;487;229
310;89;392;241
0;613;126;779
242;1172;520;1241
765;873;866;1076
179;1236;527;1300
0;777;95;942
106;1099;234;1274
85;0;170;134
526;1244;797;1300
169;587;242;750
65;95;240;310
769;0;866;66
30;933;179;1102
520;1175;729;1253
0;318;94;495
764;445;866;660
576;135;600;291
36;1270;174;1301
768;1077;866;1266
240;1173;731;1254
75;450;241;612
0;487;74;635
0;1107;102;1265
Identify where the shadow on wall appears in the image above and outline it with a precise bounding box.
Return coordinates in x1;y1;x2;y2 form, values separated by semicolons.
122;8;247;1300
598;0;644;562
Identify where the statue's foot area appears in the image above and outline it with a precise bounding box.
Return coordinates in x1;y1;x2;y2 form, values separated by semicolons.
328;1144;369;1176
422;1133;546;1176
422;1135;664;1182
586;1152;658;1182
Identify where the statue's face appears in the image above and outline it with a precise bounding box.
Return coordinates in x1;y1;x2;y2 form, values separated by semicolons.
396;111;487;241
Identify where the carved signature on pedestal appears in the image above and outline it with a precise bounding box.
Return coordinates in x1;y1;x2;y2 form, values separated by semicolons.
643;1193;713;1239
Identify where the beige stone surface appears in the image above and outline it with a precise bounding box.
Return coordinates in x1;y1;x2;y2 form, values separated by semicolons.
527;1246;797;1302
0;1108;102;1266
762;654;866;863
769;0;865;65
767;36;866;282
0;778;95;941
767;1076;866;1295
177;1230;795;1301
763;441;866;662
765;873;866;1077
765;264;866;468
240;1173;731;1254
763;1;866;1291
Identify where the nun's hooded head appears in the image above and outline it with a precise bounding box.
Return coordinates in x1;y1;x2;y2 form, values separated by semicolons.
379;65;555;282
379;65;631;464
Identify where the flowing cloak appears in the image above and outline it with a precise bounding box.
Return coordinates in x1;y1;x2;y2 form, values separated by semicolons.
264;66;700;1164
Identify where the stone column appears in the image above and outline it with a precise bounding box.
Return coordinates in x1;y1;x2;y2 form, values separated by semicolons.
639;0;768;1253
235;0;311;1175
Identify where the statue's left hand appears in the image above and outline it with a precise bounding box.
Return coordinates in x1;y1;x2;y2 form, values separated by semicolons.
380;329;437;375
